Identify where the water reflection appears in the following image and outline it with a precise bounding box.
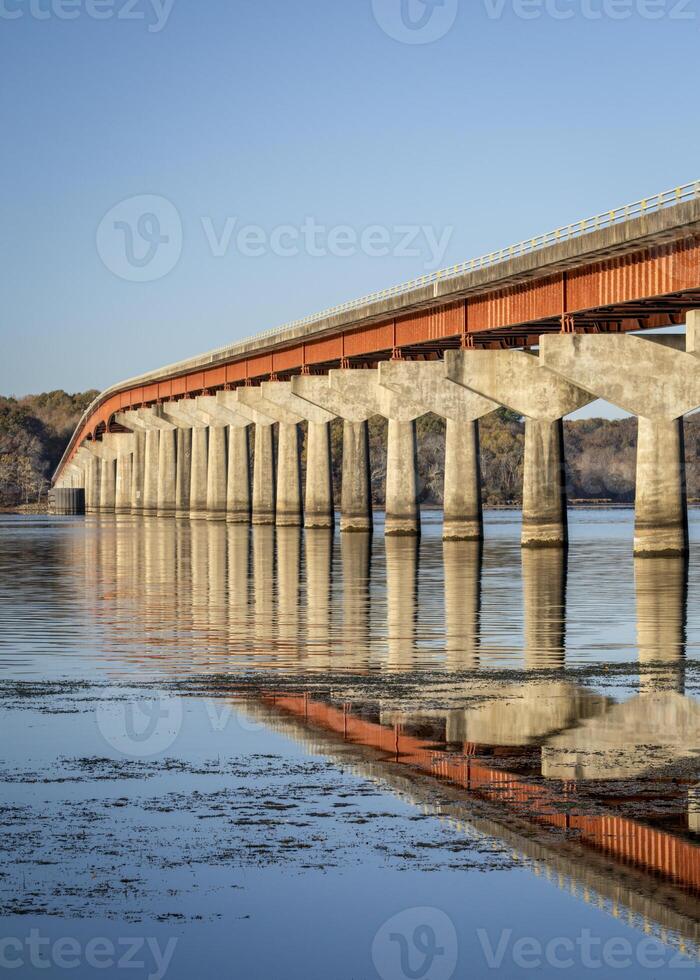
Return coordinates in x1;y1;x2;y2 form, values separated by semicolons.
522;548;567;669
443;540;482;669
636;555;688;693
2;512;700;969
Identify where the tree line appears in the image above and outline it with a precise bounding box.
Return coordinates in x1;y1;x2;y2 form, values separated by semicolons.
0;391;97;507
1;391;697;508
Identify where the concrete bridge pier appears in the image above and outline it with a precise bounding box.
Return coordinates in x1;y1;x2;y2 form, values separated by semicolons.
445;350;593;548
198;397;253;523
114;451;133;515
189;427;209;521
79;449;101;514
103;433;134;516
379;361;497;541
175;429;192;517
100;458;116;513
330;369;427;537
143;430;159;517
114;411;151;516
262;382;336;530
541;331;700;556
206;426;228;521
84;440;117;513
161;401;208;519
238;388;303;528
200;394;254;523
136;408;177;518
227;426;251;524
291;376;372;533
219;392;276;526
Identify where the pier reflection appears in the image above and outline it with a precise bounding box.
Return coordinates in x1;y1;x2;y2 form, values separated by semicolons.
70;515;700;960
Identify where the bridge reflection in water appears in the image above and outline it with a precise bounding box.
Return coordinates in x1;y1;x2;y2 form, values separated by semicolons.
69;513;700;960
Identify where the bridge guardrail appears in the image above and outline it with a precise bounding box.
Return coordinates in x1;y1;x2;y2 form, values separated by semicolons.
202;179;700;357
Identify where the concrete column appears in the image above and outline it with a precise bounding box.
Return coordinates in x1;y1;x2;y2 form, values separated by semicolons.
157;428;177;517
444;420;482;541
635;417;688;557
206;425;228;521
131;431;146;514
341;421;372;533
329;369;428;537
541;332;700;556
275;423;302;527
522;418;567;548
227;425;251;523
85;454;100;513
175;428;192;517
261;382;336;530
445;349;593;548
238;387;303;528
142;429;160;517
190;426;209;520
252;423;276;525
385;419;419;536
291;376;375;534
115;453;132;515
100;458;116;512
304;421;334;529
379;361;496;541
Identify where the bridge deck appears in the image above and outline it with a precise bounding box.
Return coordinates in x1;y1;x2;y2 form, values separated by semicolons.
56;191;700;479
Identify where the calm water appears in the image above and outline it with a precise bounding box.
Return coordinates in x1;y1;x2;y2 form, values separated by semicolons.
2;510;700;978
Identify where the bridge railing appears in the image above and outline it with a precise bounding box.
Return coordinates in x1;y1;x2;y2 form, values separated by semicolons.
202;180;700;358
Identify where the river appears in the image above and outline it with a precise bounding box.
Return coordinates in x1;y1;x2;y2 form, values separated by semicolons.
1;510;699;978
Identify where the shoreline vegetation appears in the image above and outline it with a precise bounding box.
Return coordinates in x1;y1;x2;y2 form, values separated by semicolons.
1;391;698;511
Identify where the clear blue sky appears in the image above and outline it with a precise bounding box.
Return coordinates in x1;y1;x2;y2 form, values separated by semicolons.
1;0;697;409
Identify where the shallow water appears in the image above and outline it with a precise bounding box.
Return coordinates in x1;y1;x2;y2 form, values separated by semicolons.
2;510;700;978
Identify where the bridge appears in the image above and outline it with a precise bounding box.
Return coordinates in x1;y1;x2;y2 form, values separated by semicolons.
54;182;700;555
